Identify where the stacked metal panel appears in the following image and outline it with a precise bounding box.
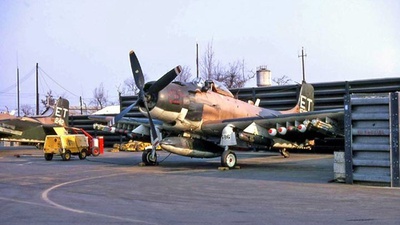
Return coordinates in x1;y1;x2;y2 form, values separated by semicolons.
344;93;399;186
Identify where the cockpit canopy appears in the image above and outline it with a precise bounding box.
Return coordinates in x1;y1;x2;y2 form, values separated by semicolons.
191;78;234;98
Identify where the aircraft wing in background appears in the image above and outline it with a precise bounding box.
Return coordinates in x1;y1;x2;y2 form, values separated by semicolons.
0;97;69;144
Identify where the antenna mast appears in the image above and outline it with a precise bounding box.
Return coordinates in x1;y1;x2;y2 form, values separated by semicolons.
298;47;307;83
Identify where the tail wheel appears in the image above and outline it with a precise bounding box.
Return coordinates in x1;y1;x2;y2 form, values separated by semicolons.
221;150;237;168
79;149;87;160
142;148;157;166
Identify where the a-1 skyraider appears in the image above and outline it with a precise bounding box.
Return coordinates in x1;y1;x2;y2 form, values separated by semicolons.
0;98;69;146
92;51;344;168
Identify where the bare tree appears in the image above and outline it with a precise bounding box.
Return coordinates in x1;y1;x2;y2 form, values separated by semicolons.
119;74;150;96
122;77;138;95
200;42;216;80
272;75;292;85
91;83;108;109
41;90;56;108
21;104;34;116
222;60;255;88
199;41;254;88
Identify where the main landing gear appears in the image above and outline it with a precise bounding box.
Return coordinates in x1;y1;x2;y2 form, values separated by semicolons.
142;148;158;166
221;150;237;169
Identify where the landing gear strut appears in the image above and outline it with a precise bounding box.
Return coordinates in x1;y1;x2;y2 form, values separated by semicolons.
280;148;290;158
221;150;237;168
142;148;158;166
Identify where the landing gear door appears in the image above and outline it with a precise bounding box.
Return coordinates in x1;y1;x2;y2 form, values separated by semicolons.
220;124;237;146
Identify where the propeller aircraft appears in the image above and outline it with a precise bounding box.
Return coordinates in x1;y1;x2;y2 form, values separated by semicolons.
0;97;69;146
92;51;344;168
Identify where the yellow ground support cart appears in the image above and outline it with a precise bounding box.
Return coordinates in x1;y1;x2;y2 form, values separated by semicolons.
43;134;89;161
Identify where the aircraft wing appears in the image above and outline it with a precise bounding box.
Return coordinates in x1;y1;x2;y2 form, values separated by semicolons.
201;109;344;144
92;116;163;134
116;117;163;126
0;117;43;136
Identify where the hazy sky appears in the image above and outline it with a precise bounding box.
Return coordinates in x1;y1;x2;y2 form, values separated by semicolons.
1;0;399;112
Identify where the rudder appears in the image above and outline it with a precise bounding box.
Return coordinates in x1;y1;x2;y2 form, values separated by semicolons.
51;97;69;126
298;82;314;112
280;82;314;114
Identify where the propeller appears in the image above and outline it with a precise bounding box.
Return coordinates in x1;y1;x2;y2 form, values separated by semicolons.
128;50;181;161
112;51;181;125
91;51;181;153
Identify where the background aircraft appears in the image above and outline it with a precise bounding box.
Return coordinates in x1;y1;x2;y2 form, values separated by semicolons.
0;98;69;146
92;51;344;168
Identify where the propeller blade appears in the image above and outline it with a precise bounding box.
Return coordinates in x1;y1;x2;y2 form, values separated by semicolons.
129;50;145;91
111;100;138;126
143;99;160;158
147;66;182;94
129;50;158;148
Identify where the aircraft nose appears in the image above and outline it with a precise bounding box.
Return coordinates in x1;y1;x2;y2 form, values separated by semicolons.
157;84;185;113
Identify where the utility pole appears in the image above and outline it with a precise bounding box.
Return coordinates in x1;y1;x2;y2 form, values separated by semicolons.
196;42;199;79
17;67;20;116
80;96;83;115
298;47;307;83
36;63;39;115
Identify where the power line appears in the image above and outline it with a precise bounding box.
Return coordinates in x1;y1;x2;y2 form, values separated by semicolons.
38;67;80;98
0;68;35;93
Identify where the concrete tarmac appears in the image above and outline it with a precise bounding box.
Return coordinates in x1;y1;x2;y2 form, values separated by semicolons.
1;147;399;225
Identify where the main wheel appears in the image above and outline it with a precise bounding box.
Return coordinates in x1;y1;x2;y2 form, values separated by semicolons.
79;149;87;160
142;149;157;166
44;153;53;161
221;150;237;168
62;150;71;161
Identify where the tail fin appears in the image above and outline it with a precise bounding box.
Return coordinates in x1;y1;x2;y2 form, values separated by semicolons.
51;97;69;126
280;82;314;114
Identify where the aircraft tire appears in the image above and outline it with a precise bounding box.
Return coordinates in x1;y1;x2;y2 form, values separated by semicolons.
142;149;157;166
62;150;71;161
79;149;87;160
44;153;53;161
221;150;237;168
